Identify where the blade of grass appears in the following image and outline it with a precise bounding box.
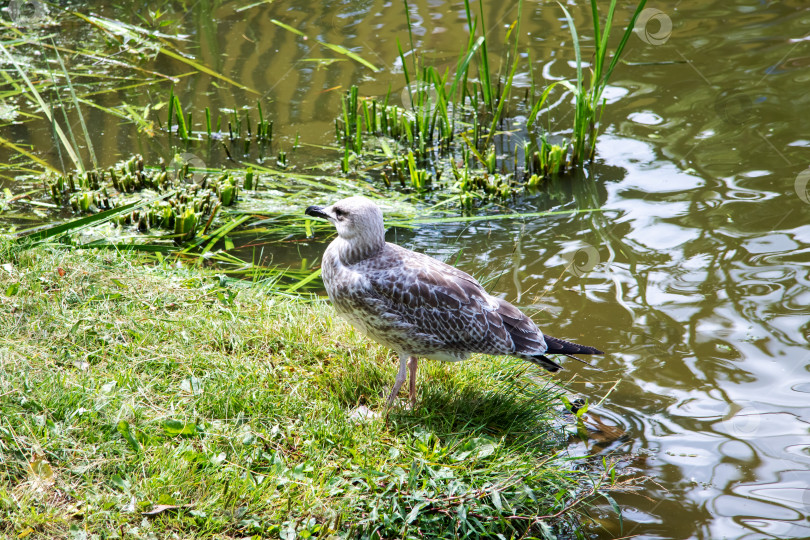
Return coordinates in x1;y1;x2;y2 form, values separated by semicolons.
318;42;380;72
187;215;252;256
475;0;494;111
402;0;419;80
599;0;649;93
167;85;174;136
396;39;413;109
0;43;84;173
51;39;98;170
75;241;176;252
173;95;189;140
18;192;177;243
286;267;322;293
460;132;487;166
73;13;259;95
527;80;570;129
584;0;648;158
271;19;379;71
557;2;585;160
0;134;60;174
386;208;603;227
269;19;306;37
482;0;523;149
448;36;485;104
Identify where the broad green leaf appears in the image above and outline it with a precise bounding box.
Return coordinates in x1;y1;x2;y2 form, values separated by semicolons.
163;419;199;436
489;487;503;512
117;420;141;453
111;474;131;491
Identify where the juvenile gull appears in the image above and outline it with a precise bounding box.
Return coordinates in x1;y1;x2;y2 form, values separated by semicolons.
305;196;602;406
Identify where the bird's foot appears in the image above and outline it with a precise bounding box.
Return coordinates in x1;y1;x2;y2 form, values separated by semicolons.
383;395;416;411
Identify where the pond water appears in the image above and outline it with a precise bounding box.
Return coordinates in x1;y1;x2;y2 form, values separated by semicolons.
3;1;810;538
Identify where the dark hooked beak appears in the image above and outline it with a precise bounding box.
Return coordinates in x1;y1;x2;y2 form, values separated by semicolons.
305;205;329;220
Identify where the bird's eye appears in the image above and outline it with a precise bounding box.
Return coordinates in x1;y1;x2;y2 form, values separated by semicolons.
333;208;345;220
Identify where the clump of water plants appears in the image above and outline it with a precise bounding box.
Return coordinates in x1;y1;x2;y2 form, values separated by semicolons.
166;89;293;167
44;154;250;241
168;89;274;146
335;0;648;207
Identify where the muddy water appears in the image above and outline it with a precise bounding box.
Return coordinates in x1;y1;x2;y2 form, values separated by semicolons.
4;1;810;538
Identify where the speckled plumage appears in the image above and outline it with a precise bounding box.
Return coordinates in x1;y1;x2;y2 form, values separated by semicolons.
305;196;602;406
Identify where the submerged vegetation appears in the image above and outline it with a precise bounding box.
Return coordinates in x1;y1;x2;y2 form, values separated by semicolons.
0;243;631;538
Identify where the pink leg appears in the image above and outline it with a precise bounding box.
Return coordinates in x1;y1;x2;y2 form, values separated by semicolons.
387;354;409;407
407;356;418;406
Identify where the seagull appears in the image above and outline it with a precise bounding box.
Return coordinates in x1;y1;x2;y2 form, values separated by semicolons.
305;196;603;407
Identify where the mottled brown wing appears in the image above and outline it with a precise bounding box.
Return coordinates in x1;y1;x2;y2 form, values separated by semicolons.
492;297;547;354
360;243;547;356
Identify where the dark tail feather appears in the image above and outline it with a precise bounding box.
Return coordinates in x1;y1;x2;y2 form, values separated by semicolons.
521;336;602;373
543;334;603;356
527;354;563;373
560;352;597;367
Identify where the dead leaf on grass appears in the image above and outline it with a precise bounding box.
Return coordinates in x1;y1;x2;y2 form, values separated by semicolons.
142;503;194;516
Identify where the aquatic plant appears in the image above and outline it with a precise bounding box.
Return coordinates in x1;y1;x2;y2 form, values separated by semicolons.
563;0;649;164
168;86;274;149
334;0;648;204
43;154;242;241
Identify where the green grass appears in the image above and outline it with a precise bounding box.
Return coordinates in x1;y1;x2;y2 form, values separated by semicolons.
0;241;622;538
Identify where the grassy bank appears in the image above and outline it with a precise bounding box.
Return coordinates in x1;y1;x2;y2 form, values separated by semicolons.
0;242;616;538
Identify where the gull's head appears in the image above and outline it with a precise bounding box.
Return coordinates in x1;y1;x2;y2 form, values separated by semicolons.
305;196;385;255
